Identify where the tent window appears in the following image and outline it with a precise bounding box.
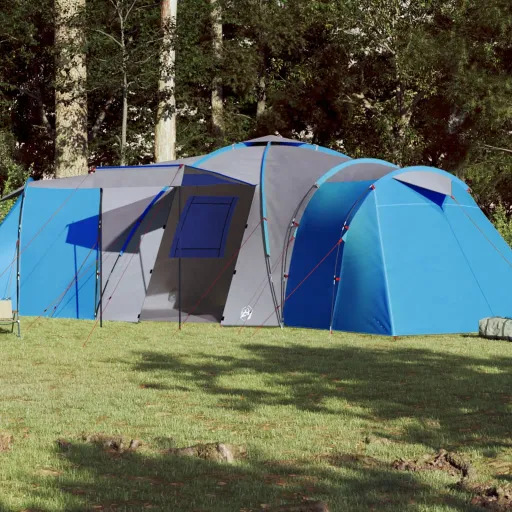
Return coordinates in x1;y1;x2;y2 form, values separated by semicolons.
170;196;238;258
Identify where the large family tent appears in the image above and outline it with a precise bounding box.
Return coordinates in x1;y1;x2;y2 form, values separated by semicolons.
1;135;511;336
0;136;350;327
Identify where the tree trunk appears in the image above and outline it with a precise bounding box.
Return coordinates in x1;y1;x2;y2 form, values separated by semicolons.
120;4;128;166
154;0;177;162
55;0;88;177
211;0;223;138
256;73;266;118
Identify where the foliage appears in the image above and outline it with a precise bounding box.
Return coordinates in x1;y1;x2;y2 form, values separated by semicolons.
492;202;512;247
0;131;29;222
0;0;511;214
0;320;510;510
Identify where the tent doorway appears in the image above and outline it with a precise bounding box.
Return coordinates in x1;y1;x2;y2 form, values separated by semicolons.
139;183;255;323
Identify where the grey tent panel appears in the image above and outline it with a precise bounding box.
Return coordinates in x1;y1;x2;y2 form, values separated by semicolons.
101;187;174;322
139;184;255;323
394;170;452;196
201;146;271;326
0;185;24;202
220;185;273;326
327;161;399;183
196;145;266;184
245;135;305;145
27;164;252;190
29;168;183;189
194;146;271;324
264;145;349;320
98;155;203;170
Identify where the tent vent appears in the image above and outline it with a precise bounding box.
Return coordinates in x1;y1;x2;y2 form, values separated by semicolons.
233;270;237;275
221;316;225;321
245;224;248;229
150;269;153;274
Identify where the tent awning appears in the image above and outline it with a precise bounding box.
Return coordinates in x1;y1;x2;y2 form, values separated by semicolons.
28;165;256;190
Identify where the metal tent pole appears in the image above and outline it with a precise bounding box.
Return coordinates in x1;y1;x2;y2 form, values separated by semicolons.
16;191;25;325
98;189;103;328
178;185;182;330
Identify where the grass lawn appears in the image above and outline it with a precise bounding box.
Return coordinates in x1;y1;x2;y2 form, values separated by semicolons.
0;320;510;511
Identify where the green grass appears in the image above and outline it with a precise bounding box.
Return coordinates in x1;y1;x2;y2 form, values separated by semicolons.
0;320;510;511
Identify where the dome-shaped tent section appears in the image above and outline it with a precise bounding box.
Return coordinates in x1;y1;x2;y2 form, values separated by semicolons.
285;165;512;335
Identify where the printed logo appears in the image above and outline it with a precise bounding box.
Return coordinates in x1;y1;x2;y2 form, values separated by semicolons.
240;306;253;322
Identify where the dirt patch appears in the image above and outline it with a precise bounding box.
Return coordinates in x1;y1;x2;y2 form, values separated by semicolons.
393;449;476;481
168;442;247;463
0;432;13;451
74;434;143;454
391;449;512;509
467;484;512;511
56;438;72;451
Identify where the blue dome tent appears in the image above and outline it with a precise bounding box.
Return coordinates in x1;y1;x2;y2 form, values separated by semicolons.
284;163;512;335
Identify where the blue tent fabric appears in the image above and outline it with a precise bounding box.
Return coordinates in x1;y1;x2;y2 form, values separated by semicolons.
283;181;374;330
284;168;512;335
333;191;393;335
374;179;493;335
2;136;511;335
0;195;22;306
20;187;100;319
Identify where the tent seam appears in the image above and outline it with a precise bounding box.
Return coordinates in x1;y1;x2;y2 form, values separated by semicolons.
374;189;395;336
444;200;495;317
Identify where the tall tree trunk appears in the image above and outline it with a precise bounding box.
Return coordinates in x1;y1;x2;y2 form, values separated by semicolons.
119;2;128;166
256;52;267;118
256;73;266;118
55;0;88;177
211;0;223;138
154;0;177;162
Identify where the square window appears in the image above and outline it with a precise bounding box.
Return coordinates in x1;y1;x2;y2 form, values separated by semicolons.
170;196;238;258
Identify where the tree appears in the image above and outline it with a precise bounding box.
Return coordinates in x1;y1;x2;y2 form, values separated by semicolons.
54;0;89;177
210;0;224;139
88;0;161;166
154;0;177;162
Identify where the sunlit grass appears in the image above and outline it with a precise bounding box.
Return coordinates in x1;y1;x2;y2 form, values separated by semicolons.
0;319;510;511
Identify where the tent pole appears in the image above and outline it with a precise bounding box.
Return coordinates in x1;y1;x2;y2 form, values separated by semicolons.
178;186;182;330
98;189;103;328
16;190;26;322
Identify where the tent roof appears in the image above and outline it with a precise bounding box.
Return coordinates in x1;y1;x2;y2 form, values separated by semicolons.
393;170;452;196
244;135;305;145
28;165;255;190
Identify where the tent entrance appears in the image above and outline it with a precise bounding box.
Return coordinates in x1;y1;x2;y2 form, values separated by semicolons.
139;184;255;323
283;181;374;329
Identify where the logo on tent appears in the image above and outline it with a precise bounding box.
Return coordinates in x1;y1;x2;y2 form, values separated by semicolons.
240;306;253;322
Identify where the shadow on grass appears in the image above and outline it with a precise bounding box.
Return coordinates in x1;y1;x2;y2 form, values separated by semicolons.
132;342;512;451
5;440;482;512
